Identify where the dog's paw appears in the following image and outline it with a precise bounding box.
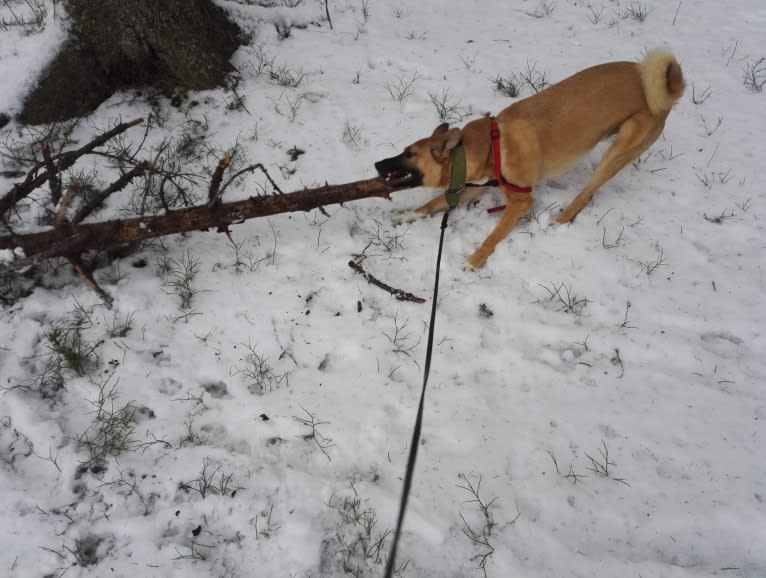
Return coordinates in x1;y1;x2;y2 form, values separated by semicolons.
464;253;487;270
555;211;575;225
391;210;424;225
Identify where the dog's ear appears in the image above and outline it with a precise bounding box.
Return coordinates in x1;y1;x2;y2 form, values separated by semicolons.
431;123;450;137
430;127;461;161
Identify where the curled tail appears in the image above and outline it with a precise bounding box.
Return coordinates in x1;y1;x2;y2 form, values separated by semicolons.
639;50;685;117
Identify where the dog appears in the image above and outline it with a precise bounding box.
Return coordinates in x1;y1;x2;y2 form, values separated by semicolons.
375;50;685;269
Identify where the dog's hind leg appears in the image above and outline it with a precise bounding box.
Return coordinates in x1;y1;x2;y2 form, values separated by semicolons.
556;113;664;224
466;192;534;269
393;186;489;224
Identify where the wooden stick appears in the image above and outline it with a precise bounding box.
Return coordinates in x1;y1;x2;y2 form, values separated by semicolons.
207;156;230;208
41;142;62;206
69;256;113;306
348;260;425;303
0;177;409;261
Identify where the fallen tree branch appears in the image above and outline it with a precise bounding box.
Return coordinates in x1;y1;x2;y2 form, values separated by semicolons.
0;177;410;262
348;259;426;304
1;116;417;305
0;117;144;215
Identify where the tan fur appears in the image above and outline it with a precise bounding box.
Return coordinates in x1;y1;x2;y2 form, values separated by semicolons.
385;51;684;269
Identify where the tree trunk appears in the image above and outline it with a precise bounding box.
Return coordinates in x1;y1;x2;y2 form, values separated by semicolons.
20;0;243;124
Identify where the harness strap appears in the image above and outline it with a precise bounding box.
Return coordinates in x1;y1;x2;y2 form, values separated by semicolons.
443;123;532;216
490;119;532;195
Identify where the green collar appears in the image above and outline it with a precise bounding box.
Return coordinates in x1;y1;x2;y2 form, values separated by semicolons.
444;143;466;209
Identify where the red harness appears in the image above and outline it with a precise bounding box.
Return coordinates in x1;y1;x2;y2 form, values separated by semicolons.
488;118;532;213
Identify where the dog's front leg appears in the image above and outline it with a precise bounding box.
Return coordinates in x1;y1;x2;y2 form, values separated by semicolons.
466;193;533;269
392;187;489;225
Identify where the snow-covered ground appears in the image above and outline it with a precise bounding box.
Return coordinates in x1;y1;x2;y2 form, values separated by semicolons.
1;1;765;576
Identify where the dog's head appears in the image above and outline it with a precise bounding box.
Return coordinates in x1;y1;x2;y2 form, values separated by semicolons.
375;123;461;189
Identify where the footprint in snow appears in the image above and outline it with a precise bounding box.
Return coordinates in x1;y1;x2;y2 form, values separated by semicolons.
699;331;744;359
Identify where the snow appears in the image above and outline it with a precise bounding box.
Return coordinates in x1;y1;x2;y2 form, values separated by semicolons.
1;1;765;577
0;247;23;263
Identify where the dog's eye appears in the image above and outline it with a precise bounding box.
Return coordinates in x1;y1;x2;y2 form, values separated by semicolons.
404;150;416;159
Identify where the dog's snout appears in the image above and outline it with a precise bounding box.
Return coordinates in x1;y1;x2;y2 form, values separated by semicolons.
375;154;400;176
373;152;423;188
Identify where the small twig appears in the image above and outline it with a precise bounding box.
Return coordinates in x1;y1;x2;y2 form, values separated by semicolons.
72;163;147;224
564;464;587;484
725;39;739;67
706;143;719;168
348;260;425;303
691;82;711;105
69;255;113;306
547;450;560;474
207;156;230;208
267;218;278;265
698;113;722;136
596;207;614;226
619;301;636;329
612;347;624;378
323;0;333;29
703;209;735;224
219;162;284;198
293;405;334;461
585;441;630;486
548;449;586;484
602;225;624;249
42;142;62;206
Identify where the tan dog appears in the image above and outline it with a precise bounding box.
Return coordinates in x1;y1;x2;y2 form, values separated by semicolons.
375;50;685;269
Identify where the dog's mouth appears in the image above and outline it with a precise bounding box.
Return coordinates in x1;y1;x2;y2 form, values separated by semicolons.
375;154;423;188
380;169;419;187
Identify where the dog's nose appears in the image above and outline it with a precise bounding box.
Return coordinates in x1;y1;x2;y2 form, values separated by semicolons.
374;159;389;176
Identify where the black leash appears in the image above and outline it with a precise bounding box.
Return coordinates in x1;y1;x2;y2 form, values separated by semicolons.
383;208;451;578
383;142;466;576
